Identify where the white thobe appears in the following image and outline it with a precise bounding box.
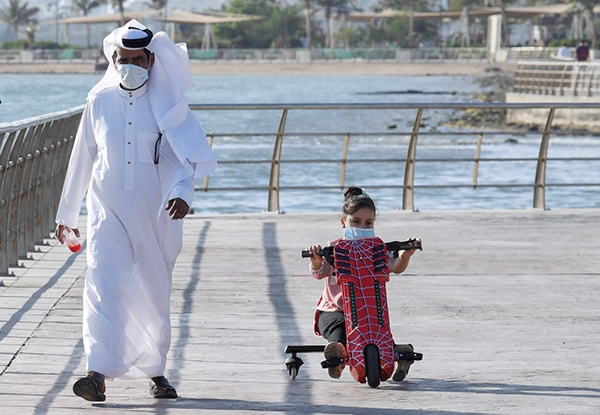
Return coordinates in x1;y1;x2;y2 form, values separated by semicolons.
56;84;196;379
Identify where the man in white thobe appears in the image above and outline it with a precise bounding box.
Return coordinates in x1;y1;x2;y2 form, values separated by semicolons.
55;20;217;402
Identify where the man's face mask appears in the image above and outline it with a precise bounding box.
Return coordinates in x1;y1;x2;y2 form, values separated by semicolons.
116;64;148;90
343;226;375;240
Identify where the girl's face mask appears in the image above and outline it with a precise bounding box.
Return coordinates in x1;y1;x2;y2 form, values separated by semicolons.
116;63;149;90
343;226;375;240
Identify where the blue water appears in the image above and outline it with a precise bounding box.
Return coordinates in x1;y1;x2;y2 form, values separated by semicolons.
1;73;599;213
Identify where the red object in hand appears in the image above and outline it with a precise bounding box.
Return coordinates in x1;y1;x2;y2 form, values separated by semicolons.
62;228;81;253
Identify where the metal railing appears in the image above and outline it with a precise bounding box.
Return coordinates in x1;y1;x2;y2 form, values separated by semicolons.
0;108;83;276
0;46;513;65
511;61;600;97
2;102;600;275
188;102;600;213
3;46;599;65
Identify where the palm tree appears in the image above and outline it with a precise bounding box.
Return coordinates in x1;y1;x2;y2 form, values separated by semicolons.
301;0;314;48
71;0;106;48
146;0;167;10
314;0;356;48
575;0;600;48
378;0;429;40
110;0;125;23
0;0;40;40
146;0;167;30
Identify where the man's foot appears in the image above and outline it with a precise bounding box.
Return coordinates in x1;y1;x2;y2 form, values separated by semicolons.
73;371;106;402
324;341;346;379
149;376;178;399
393;344;414;382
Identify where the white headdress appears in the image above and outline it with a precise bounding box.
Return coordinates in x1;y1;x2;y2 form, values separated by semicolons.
88;20;217;184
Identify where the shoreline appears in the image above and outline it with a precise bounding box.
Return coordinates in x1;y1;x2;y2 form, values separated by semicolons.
0;60;517;76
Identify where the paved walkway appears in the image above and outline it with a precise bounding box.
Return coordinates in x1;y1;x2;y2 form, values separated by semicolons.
1;209;599;415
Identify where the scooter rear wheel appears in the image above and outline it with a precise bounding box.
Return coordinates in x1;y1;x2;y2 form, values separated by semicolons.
364;344;381;388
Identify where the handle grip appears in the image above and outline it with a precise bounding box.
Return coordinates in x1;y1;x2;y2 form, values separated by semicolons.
301;239;422;258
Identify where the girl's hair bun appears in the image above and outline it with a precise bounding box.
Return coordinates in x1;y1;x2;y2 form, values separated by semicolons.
344;186;364;200
341;187;376;216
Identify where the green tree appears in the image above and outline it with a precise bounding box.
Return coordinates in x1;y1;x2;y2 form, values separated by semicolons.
301;0;315;47
215;0;273;48
377;0;429;36
314;0;358;48
71;0;106;48
574;0;600;48
370;0;437;47
379;15;410;46
0;0;39;40
215;0;301;48
272;2;303;47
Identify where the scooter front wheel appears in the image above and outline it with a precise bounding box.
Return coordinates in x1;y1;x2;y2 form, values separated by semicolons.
364;344;381;388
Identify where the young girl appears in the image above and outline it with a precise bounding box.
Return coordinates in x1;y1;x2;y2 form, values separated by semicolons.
306;187;421;381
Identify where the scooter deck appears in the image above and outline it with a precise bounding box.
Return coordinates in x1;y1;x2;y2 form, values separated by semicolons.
335;237;395;383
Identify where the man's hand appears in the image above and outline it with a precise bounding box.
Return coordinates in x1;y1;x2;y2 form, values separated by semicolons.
55;224;80;243
165;198;190;220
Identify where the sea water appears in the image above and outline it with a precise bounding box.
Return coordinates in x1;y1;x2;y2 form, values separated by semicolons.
1;73;599;213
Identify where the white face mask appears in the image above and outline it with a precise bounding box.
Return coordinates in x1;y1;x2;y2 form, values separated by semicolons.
116;63;148;90
343;226;375;240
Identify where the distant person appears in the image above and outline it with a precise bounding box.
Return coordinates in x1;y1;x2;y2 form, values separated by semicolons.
305;187;421;381
55;20;217;402
576;41;590;62
556;44;572;60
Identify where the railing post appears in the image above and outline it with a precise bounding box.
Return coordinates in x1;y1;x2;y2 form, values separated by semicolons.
34;121;54;246
587;66;596;97
573;66;582;97
203;133;214;192
533;107;555;209
0;130;18;276
22;122;44;255
6;129;28;269
340;132;350;189
402;107;423;211
559;64;570;96
473;132;483;188
268;108;288;212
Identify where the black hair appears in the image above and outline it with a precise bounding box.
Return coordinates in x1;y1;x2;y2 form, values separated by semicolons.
341;187;377;217
112;48;152;62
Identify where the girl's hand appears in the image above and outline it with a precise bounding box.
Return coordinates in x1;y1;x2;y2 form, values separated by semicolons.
401;238;422;258
306;244;323;269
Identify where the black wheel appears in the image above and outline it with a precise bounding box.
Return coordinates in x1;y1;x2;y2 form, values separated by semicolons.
289;366;299;379
286;356;303;380
364;344;381;388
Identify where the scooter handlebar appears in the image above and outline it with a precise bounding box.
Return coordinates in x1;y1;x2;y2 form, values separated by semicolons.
301;239;422;258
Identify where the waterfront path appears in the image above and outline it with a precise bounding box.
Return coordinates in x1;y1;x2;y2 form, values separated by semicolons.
0;209;598;415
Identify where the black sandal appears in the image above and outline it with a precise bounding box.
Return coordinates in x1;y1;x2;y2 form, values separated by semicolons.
149;376;178;399
73;371;106;402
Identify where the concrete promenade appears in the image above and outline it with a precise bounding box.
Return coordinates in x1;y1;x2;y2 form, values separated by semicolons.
0;209;599;415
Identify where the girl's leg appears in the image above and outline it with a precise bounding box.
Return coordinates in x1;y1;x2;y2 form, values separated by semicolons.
318;311;347;379
393;344;415;381
317;310;346;345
